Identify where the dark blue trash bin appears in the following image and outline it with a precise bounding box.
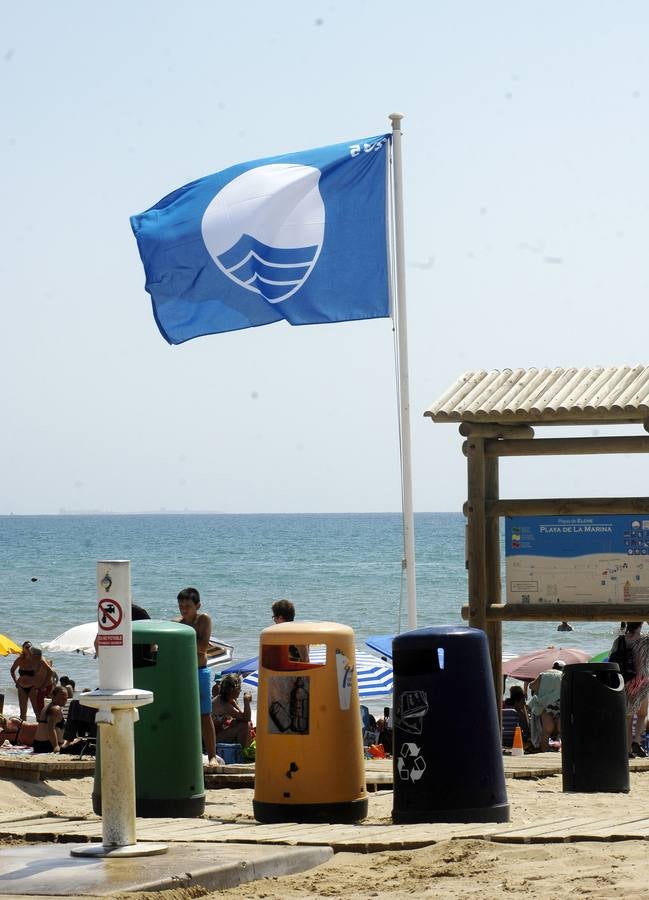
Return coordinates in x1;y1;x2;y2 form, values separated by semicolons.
391;626;509;823
561;662;629;793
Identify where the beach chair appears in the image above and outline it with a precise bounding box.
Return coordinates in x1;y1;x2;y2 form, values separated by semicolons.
61;699;97;758
501;707;520;749
360;705;378;746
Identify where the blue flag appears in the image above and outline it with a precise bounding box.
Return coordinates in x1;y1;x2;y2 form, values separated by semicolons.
131;134;391;344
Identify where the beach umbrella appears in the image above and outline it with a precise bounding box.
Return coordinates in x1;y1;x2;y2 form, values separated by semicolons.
0;633;21;656
365;634;394;660
42;622;97;655
502;647;590;681
590;651;609;663
238;649;394;699
221;654;262;676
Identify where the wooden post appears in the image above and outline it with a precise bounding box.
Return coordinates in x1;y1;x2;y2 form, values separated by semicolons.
485;449;502;716
465;437;487;632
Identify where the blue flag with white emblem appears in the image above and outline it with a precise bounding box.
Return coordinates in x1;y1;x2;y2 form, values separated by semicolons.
131;134;391;344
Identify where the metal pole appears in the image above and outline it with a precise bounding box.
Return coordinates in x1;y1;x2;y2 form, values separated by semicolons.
389;112;417;629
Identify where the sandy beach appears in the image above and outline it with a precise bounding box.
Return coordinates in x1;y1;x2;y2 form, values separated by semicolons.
2;769;649;898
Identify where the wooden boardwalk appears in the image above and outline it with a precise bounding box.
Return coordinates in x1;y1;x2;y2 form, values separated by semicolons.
2;753;649;849
3;807;649;850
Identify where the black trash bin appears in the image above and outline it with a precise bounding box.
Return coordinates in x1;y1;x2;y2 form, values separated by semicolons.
391;626;509;823
561;662;629;793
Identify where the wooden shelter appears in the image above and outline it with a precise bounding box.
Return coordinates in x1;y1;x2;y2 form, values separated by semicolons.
425;365;649;701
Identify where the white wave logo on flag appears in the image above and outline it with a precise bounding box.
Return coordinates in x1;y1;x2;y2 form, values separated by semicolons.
201;163;325;304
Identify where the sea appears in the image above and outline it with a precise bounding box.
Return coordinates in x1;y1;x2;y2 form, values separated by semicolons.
0;512;621;717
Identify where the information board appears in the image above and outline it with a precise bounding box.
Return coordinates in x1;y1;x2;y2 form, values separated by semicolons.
505;515;649;604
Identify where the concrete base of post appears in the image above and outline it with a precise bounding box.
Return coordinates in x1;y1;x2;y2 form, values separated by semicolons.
71;842;168;858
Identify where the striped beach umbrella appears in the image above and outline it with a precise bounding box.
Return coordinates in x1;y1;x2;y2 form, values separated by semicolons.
239;648;393;699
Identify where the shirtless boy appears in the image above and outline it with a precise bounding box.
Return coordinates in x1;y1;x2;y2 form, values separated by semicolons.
177;586;219;766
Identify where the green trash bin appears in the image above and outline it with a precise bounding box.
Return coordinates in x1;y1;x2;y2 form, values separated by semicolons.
92;620;205;817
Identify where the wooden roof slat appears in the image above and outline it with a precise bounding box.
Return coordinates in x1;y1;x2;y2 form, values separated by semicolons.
495;367;553;416
618;368;649;411
576;366;612;408
430;369;488;414
610;365;649;412
526;367;576;416
549;367;597;413
465;369;526;416
594;365;642;411
457;369;512;416
556;366;604;413
584;365;634;413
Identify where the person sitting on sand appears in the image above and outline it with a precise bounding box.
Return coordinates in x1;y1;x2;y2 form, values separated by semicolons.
0;715;37;747
528;660;564;751
59;676;75;700
503;685;530;741
32;686;68;754
212;674;253;749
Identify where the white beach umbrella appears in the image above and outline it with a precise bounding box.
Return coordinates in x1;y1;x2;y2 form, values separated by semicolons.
42;622;97;655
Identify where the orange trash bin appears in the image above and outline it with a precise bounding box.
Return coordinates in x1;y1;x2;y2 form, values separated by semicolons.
253;621;368;823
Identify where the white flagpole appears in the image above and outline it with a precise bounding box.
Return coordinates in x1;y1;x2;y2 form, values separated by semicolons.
389;112;417;630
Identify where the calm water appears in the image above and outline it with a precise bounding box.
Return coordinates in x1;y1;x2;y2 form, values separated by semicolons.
0;513;620;712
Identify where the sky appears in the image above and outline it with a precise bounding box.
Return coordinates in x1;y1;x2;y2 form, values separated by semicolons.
2;2;649;515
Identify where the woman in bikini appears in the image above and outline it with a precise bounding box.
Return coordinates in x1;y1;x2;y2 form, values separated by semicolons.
10;641;35;719
211;674;253;748
32;686;68;754
0;715;37;747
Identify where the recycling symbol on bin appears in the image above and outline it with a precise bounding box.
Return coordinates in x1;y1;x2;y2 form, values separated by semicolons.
397;742;426;783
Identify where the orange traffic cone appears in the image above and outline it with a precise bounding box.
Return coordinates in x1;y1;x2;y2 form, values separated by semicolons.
511;726;524;757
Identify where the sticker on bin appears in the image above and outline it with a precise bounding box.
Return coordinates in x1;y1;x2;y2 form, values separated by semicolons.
267;675;310;735
394;690;429;735
336;649;353;710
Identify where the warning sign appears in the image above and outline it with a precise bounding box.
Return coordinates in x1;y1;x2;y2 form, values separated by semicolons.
97;634;124;646
98;598;123;631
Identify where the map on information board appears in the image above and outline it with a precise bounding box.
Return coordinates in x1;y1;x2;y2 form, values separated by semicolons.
505;515;649;604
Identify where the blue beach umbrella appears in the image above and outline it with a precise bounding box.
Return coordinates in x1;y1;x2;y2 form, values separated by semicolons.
229;648;393;699
221;654;260;676
365;634;394;660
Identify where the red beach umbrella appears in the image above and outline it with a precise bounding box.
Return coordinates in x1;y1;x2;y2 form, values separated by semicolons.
502;647;590;681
